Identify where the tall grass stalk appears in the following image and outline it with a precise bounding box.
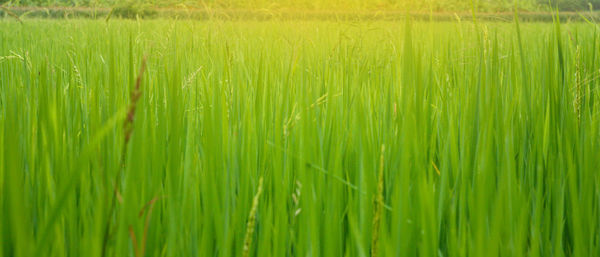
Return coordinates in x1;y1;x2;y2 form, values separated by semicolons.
242;177;264;257
102;56;147;257
371;145;385;257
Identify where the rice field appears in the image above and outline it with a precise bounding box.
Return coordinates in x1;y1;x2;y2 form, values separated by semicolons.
1;18;600;257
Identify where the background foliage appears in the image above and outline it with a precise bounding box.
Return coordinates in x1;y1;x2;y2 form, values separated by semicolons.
0;0;598;11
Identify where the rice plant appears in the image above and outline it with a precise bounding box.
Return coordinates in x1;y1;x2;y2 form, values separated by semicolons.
1;18;599;257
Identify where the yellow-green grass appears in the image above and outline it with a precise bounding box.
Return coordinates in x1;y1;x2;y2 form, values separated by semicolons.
1;19;599;257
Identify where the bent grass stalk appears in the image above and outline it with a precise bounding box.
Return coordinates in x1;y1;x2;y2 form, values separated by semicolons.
0;5;23;24
128;196;163;257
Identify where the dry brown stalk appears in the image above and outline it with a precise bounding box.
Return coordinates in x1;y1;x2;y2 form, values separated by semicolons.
371;144;385;257
101;56;148;257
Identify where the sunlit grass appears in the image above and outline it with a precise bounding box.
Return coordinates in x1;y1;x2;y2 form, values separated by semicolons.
1;19;599;257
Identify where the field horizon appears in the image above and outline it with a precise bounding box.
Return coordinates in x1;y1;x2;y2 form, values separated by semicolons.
3;6;600;21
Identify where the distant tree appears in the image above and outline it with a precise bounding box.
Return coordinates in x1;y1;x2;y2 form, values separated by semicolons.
544;0;599;10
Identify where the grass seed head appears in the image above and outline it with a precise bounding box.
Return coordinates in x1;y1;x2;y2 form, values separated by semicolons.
243;177;264;257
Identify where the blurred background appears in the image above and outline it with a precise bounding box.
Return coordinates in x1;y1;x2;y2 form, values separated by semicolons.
0;0;598;12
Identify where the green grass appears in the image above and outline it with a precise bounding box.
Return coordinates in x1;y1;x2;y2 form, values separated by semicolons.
1;18;600;257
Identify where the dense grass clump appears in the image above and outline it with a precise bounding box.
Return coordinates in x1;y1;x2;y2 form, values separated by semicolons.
1;19;600;257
